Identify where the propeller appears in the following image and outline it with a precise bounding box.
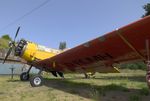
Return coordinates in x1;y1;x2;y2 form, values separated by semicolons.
14;27;20;42
3;27;20;64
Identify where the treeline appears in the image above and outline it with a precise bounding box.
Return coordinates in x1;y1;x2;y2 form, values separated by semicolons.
120;62;146;70
0;34;12;57
0;34;11;50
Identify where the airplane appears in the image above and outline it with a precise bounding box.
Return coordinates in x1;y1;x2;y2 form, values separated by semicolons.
2;15;150;88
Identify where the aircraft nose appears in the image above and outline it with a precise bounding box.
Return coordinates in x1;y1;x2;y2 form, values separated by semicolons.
15;39;27;56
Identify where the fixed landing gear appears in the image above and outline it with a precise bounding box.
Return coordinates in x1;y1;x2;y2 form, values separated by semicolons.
84;73;89;79
20;65;64;87
51;71;64;78
20;66;43;87
51;71;58;77
57;71;64;78
84;72;95;79
29;70;64;87
20;72;29;81
30;75;43;87
29;70;43;87
20;66;32;81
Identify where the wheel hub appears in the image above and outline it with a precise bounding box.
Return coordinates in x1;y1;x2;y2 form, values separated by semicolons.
34;77;41;85
23;74;28;79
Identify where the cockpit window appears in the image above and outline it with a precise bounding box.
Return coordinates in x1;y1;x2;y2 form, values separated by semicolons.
37;45;60;54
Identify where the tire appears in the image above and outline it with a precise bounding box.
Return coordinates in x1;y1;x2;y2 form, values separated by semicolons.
20;72;29;81
30;75;43;87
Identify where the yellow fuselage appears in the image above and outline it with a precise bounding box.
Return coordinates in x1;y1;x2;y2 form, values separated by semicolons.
21;41;61;62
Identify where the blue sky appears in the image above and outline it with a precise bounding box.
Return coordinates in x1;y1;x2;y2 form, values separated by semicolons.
0;0;149;48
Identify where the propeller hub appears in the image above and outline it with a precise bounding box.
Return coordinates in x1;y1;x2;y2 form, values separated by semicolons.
8;41;15;47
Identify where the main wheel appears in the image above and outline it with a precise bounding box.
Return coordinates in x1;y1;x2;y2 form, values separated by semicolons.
30;75;43;87
20;72;29;81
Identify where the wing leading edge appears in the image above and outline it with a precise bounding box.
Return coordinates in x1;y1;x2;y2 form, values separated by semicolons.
33;16;150;73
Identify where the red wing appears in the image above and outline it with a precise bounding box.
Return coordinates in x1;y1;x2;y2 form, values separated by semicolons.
33;16;150;73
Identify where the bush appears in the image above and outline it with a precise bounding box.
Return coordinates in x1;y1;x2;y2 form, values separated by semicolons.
120;62;146;70
139;87;149;96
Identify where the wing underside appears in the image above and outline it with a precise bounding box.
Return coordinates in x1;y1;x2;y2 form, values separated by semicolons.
33;16;150;73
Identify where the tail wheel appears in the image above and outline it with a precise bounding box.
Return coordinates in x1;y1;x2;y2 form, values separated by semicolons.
30;75;43;87
20;72;29;81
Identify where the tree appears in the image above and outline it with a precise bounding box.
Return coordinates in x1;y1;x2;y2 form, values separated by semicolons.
1;34;12;41
120;61;146;70
59;42;67;50
0;38;9;49
142;3;150;17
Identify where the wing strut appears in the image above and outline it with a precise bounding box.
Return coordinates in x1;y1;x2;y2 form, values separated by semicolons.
146;40;150;88
116;29;146;61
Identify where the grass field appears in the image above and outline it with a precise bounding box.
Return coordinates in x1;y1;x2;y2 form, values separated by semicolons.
0;69;150;101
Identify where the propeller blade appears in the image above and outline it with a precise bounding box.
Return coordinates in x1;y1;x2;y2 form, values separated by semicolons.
3;47;13;64
14;27;20;42
3;27;21;64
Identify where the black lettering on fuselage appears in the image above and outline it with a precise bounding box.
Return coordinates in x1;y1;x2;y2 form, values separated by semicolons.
72;59;86;65
63;53;113;67
92;53;113;61
64;63;76;67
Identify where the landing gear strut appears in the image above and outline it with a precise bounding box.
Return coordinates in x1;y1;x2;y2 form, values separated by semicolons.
146;40;150;88
51;71;64;78
20;72;30;81
84;72;95;79
20;66;32;81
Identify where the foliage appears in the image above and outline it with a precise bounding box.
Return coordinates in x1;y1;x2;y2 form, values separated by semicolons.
139;87;150;96
142;3;150;17
0;38;9;50
59;41;67;50
120;62;146;70
1;34;12;41
0;34;11;50
129;95;141;101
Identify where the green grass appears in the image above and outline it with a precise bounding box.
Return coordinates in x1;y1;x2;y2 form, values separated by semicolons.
139;87;150;96
129;95;141;101
0;69;149;101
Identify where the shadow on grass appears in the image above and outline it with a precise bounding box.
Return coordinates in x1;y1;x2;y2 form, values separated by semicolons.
94;75;146;82
7;79;21;82
0;92;5;95
56;74;146;83
43;78;142;100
